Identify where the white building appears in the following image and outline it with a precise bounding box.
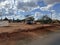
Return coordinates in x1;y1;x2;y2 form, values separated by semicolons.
0;21;9;26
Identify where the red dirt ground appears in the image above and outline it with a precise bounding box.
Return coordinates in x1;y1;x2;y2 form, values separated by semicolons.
0;23;60;41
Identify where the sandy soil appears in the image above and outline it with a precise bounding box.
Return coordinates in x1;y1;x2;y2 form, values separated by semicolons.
0;23;60;45
0;23;52;33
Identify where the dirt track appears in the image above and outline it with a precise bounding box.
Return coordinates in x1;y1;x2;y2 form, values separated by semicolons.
0;23;52;33
0;23;53;41
0;23;60;45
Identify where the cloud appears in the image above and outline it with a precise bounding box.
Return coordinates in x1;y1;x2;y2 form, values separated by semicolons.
51;11;60;20
44;0;60;4
0;0;59;12
0;0;60;17
51;11;59;20
16;0;60;12
0;1;7;6
0;0;41;12
16;0;44;12
17;1;39;12
34;12;43;20
18;0;42;3
40;4;54;11
0;0;6;3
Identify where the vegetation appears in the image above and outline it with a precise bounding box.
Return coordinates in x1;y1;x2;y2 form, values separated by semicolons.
3;17;9;21
36;15;52;24
0;15;60;24
52;20;60;24
25;15;34;24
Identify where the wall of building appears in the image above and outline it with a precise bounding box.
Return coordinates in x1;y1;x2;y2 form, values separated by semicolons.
0;21;9;26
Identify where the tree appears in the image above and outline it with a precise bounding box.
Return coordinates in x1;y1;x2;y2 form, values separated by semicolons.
16;19;20;22
25;15;34;21
4;17;8;21
40;15;52;24
25;15;34;24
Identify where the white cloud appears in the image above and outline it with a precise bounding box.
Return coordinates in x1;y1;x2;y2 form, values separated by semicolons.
0;0;40;12
52;12;58;20
17;1;39;12
40;4;54;11
48;10;59;20
34;12;43;20
18;0;42;3
16;0;60;12
0;1;9;8
0;0;60;17
20;0;32;3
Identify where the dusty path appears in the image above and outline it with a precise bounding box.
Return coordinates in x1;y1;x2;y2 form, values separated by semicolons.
0;23;60;45
0;31;60;45
29;31;60;45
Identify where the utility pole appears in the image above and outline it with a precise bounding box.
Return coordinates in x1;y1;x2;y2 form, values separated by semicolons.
51;10;54;24
51;11;52;20
0;15;2;21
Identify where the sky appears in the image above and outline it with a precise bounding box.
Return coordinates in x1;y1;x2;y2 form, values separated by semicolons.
0;0;60;20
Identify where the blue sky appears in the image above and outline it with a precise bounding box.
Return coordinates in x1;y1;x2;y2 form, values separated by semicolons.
0;0;60;20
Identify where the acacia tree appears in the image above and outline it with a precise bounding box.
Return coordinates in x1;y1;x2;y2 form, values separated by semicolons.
4;17;8;21
39;15;52;24
25;15;34;21
25;15;34;24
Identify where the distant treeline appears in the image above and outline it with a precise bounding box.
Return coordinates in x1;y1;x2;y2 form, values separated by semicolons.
0;15;60;24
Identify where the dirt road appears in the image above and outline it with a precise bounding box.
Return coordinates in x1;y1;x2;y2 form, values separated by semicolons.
29;31;60;45
0;31;60;45
0;23;60;45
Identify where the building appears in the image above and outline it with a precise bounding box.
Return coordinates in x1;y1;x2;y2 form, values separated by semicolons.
0;17;9;27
